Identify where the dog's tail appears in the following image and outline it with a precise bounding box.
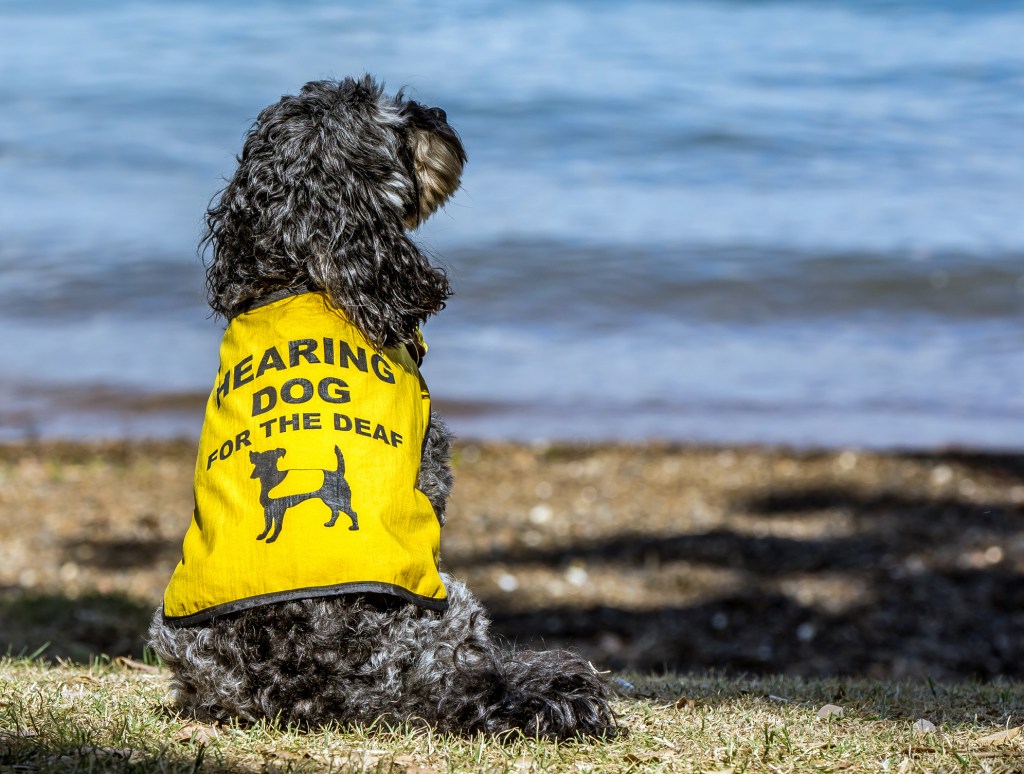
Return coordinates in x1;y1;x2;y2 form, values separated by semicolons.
332;446;346;474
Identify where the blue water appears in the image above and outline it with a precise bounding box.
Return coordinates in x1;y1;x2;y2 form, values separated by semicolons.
1;0;1023;448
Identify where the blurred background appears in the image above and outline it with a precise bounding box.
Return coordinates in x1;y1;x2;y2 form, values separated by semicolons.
2;1;1024;681
2;0;1022;451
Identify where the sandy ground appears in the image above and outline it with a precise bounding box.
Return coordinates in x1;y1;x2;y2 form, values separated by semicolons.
0;439;1021;680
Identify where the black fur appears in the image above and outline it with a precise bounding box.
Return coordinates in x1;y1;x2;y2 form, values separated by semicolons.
149;75;616;740
149;576;615;738
201;76;460;348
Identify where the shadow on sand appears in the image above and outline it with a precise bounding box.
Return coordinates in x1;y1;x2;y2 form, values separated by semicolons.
472;453;1024;680
1;448;1021;682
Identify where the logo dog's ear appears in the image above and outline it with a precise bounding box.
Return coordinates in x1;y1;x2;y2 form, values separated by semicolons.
249;450;258;461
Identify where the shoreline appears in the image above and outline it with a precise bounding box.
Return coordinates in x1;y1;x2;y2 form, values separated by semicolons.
4;381;1024;453
1;438;1021;679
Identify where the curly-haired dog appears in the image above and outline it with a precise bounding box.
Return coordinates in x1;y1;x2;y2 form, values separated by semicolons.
148;76;616;739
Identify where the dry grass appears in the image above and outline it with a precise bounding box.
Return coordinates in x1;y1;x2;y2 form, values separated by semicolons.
2;657;1023;772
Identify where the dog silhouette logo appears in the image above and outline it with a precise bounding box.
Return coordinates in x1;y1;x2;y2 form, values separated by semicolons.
249;446;358;543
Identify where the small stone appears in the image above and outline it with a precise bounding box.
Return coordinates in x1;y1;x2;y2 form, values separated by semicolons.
675;695;696;710
565;563;588;587
495;572;519;592
174;724;219;744
816;704;844;720
528;504;553;524
835;451;858;472
984;546;1004;564
58;562;80;582
796;622;816;642
913;718;936;735
611;677;637;696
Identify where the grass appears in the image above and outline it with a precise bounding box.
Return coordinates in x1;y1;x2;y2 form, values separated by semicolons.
2;658;1023;773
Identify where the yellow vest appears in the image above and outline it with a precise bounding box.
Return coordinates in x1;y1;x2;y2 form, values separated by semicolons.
163;291;446;624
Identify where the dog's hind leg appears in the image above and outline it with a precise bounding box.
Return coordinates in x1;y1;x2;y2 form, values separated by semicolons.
346;509;358;530
322;462;359;530
323;506;358;531
396;576;617;740
341;488;359;530
491;647;617;739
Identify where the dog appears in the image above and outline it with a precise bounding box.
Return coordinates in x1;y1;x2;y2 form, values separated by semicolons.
250;446;358;543
148;75;616;739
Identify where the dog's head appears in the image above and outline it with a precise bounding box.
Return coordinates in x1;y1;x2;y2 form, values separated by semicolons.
203;75;466;347
250;448;287;478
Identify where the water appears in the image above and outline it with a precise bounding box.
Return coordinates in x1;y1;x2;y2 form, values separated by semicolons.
2;0;1023;449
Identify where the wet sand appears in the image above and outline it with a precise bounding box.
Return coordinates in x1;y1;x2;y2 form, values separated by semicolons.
0;439;1021;679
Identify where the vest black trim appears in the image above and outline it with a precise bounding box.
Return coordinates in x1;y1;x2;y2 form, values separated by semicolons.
162;580;449;627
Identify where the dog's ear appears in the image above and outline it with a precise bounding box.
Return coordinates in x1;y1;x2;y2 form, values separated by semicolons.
401;103;467;229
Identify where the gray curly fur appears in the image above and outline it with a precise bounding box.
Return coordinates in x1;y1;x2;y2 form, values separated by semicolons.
419;411;455;527
149;75;616;740
202;75;462;347
148;575;613;737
